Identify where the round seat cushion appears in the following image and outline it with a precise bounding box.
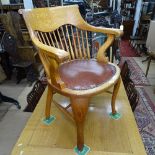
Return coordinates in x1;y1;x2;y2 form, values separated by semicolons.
59;59;116;90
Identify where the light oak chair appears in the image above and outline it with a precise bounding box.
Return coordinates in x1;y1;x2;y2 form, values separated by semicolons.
20;5;123;152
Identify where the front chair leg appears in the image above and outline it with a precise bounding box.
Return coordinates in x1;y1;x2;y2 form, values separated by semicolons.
111;77;121;114
45;84;53;119
70;97;89;152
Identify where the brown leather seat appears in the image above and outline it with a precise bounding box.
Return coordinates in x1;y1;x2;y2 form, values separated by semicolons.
59;59;116;90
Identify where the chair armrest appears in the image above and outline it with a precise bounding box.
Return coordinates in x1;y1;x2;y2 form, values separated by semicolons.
81;23;121;63
78;18;123;37
94;26;123;38
32;37;69;63
97;34;114;63
77;21;123;63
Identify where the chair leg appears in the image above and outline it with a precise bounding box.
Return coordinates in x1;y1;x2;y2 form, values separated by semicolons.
70;97;89;151
142;56;149;63
146;57;151;77
45;84;53;119
111;77;121;114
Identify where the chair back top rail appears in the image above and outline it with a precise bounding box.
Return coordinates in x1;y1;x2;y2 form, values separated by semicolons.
20;5;122;36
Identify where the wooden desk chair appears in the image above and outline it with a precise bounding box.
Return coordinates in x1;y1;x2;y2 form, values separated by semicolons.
20;5;122;152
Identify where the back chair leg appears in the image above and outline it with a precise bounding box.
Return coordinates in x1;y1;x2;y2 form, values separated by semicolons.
70;97;89;152
45;84;53;119
146;57;151;77
111;77;121;114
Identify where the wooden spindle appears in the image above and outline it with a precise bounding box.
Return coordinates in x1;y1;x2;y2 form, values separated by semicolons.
48;32;56;47
36;31;43;43
80;30;86;58
57;29;65;50
53;31;60;48
60;26;71;60
65;25;75;59
71;25;78;58
76;27;82;59
40;32;47;44
85;31;90;59
44;33;52;46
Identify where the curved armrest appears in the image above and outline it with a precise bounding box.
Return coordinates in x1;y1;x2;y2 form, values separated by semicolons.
81;24;121;63
31;36;69;89
97;34;114;63
77;19;123;63
78;17;123;37
30;33;69;63
90;26;123;38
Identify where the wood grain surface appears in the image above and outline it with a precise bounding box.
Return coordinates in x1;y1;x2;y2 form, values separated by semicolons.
12;82;146;155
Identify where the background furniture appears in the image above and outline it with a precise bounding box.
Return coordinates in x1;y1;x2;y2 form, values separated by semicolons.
1;32;34;83
121;0;136;20
122;19;134;40
0;11;39;84
24;80;46;112
129;1;155;54
21;5;122;152
129;22;149;54
0;51;12;79
145;20;155;77
121;61;139;111
0;2;24;13
32;0;46;7
0;91;21;109
0;64;6;82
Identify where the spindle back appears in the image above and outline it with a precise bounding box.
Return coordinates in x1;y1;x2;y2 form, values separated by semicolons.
21;5;122;88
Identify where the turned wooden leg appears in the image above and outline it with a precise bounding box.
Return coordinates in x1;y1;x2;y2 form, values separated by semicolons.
70;97;89;151
111;77;121;114
45;84;53;119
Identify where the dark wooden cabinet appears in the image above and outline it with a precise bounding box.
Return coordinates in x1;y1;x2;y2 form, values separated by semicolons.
122;20;134;39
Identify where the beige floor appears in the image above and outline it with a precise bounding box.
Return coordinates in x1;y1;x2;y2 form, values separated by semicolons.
0;78;32;155
133;56;155;86
133;56;155;102
0;56;155;155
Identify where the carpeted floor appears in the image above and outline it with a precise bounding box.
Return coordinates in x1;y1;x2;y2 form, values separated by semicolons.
120;40;140;57
120;40;154;155
122;57;150;86
135;87;155;155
